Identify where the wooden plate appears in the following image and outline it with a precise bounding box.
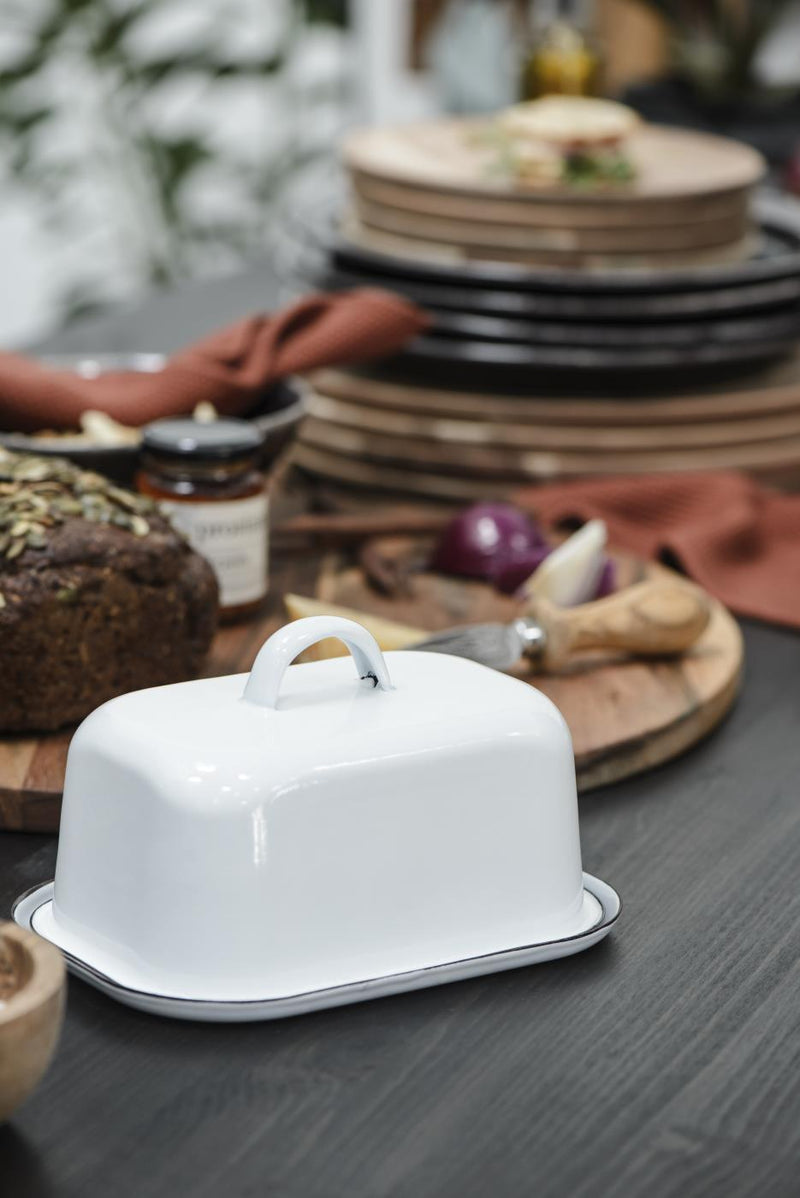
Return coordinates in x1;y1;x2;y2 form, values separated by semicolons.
293;444;518;501
349;168;751;229
315;545;743;792
330;192;800;293
292;441;800;500
343;122;764;204
306;388;800;452
299;415;800;478
345;215;756;272
352;196;750;255
309;364;800;425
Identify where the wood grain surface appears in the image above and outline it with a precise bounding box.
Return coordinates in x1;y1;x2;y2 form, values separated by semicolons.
299;365;800;497
0;922;65;1123
345;214;756;272
306;388;800;452
316;548;742;793
356;195;751;255
310;363;800;425
294;425;800;497
349;167;751;228
298;412;800;476
294;440;800;501
351;196;750;255
330;191;800;294
343;122;764;203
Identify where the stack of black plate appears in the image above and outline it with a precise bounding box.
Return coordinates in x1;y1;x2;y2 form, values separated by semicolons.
291;191;800;395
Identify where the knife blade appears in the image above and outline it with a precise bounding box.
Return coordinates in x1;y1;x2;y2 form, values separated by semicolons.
411;619;545;671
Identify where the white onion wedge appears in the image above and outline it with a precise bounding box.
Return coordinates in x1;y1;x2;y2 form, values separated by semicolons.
522;519;608;607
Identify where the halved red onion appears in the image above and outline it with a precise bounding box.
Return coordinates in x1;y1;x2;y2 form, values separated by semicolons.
429;502;547;582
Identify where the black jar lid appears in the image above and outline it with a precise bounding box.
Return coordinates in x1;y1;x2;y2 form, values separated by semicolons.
142;418;264;461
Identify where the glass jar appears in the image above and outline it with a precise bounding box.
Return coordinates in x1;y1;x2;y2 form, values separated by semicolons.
137;418;268;622
521;0;601;100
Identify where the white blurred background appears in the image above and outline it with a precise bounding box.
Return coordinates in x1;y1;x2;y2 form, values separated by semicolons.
2;0;800;347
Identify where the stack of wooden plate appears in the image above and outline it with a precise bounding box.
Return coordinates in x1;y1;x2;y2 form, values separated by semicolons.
342;120;764;270
286;115;800;499
295;362;800;502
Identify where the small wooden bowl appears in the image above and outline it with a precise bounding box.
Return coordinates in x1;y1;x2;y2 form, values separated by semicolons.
0;922;65;1123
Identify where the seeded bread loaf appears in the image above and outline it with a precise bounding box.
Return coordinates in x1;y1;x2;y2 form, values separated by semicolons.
0;449;218;732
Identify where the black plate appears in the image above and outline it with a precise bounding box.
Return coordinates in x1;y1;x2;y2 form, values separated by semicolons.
321;265;800;323
427;306;800;348
371;332;796;395
327;191;800;297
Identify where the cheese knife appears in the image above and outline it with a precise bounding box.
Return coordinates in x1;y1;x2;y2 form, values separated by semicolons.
410;578;711;672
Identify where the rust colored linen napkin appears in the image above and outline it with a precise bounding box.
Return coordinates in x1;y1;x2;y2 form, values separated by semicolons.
0;289;427;433
513;471;800;629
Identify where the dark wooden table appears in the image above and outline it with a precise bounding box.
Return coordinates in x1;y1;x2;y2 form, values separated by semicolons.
3;275;800;1197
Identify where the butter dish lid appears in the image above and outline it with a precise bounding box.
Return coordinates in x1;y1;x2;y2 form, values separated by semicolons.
84;615;569;766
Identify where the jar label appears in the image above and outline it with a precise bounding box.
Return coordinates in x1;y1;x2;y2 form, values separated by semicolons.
161;492;269;607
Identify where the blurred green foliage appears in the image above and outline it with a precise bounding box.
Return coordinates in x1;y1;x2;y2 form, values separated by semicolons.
639;0;796;99
301;0;348;25
0;0;347;323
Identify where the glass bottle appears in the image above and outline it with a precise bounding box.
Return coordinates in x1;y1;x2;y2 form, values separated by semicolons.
521;0;601;100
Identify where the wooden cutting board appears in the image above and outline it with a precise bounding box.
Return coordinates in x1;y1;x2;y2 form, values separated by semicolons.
0;551;742;832
314;547;743;795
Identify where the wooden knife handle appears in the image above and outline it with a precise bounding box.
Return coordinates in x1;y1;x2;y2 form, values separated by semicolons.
534;579;712;671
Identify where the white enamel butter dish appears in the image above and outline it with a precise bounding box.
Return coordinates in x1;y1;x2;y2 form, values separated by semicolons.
14;616;620;1021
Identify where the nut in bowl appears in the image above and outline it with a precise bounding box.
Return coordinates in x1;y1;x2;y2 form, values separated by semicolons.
0;922;65;1123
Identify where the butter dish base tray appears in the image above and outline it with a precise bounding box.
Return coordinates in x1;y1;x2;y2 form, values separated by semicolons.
13;874;620;1023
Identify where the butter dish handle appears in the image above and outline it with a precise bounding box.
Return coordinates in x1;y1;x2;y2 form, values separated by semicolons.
243;616;393;708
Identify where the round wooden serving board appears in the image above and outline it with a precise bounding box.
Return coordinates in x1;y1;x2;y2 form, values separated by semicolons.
315;548;743;794
0;553;742;830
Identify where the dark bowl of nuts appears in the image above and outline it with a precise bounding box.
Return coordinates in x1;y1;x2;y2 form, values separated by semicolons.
0;355;306;485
